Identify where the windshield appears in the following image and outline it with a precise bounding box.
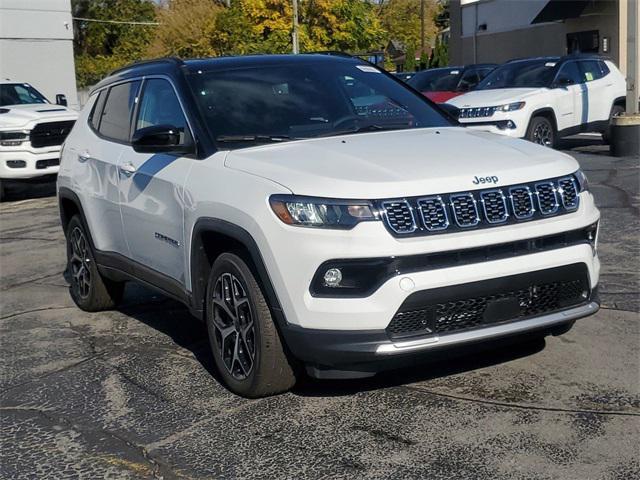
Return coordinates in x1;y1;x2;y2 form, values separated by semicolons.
0;83;48;106
476;60;558;89
187;61;451;149
408;68;462;92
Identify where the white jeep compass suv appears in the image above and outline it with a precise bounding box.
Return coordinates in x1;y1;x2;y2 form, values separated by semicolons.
58;55;600;397
1;82;78;198
447;55;626;148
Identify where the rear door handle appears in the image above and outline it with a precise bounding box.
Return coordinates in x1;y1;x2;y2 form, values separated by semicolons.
119;163;137;177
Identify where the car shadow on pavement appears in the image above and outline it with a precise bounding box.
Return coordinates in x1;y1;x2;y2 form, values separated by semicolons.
1;175;57;202
107;283;548;397
292;337;546;398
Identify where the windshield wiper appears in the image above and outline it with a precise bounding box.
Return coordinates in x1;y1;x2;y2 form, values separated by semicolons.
316;123;411;138
216;134;294;144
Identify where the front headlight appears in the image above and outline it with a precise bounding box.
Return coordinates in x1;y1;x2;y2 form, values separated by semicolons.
574;169;589;192
496;102;526;112
0;130;29;146
269;195;378;229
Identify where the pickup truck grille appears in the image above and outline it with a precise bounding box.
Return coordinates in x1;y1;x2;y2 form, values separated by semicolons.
30;121;75;148
386;263;590;339
379;175;580;237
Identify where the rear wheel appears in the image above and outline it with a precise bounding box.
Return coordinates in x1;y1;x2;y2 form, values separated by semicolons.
526;116;556;148
206;253;297;397
602;104;625;144
66;215;124;311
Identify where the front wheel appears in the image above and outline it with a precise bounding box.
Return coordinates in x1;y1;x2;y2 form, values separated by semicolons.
206;253;297;397
66;215;124;311
526;116;556;148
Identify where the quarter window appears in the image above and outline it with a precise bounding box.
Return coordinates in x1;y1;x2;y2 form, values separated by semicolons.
89;90;106;131
99;81;140;142
135;79;187;135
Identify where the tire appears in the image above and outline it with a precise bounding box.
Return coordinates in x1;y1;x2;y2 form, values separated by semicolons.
526;116;557;148
66;215;124;311
0;180;4;202
206;252;297;397
602;104;625;144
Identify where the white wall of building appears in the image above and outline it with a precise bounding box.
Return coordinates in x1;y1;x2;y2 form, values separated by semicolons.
0;0;79;109
461;0;548;37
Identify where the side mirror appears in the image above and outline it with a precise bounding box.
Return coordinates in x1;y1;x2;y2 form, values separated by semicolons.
131;125;194;154
55;94;68;106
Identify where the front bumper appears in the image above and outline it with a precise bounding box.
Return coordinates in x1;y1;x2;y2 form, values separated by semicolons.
282;278;599;377
0;147;61;179
457;111;529;138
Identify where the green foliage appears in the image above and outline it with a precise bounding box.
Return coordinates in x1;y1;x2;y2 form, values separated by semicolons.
72;0;156;87
428;37;448;68
72;0;448;87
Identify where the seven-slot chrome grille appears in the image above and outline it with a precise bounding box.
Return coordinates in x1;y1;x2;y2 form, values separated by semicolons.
379;175;581;237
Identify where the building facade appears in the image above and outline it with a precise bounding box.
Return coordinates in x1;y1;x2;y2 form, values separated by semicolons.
449;0;631;74
0;0;79;109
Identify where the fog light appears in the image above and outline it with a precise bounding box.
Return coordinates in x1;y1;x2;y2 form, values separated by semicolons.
6;160;26;168
323;268;343;288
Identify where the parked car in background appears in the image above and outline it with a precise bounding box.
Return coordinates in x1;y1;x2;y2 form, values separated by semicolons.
59;54;600;397
393;71;417;82
0;81;77;199
407;64;497;103
447;55;626;148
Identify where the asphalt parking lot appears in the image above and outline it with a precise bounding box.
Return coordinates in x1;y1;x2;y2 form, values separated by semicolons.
1;139;639;479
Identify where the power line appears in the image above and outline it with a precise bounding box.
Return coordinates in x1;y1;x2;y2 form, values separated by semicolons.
72;16;159;26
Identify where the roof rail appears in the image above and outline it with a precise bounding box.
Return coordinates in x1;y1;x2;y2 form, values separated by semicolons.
109;57;184;76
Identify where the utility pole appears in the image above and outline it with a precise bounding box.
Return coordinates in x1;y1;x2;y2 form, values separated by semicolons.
627;0;639;115
292;0;299;54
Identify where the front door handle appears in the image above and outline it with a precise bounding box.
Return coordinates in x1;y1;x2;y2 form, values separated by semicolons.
119;163;137;177
78;151;91;163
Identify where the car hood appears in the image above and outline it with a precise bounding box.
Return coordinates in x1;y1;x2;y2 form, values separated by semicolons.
224;127;578;199
0;103;78;129
447;88;543;107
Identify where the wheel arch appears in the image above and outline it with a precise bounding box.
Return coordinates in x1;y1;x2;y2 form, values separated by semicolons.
613;96;626;108
190;218;286;327
58;187;94;246
528;107;558;133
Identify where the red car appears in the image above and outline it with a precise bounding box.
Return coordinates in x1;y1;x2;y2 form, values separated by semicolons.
407;64;497;103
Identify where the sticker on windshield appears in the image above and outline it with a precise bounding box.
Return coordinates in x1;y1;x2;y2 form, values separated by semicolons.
545;62;556;67
356;65;381;73
584;72;594;81
450;70;459;74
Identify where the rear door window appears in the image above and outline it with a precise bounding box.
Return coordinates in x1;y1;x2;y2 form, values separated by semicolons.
99;81;140;142
579;60;605;82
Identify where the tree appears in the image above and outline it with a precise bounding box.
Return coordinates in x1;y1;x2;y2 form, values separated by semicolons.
379;0;438;53
148;0;223;58
72;0;157;87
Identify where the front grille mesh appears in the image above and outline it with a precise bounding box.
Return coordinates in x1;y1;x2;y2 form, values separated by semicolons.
380;175;580;236
535;182;559;214
386;278;587;339
417;197;449;231
480;190;508;223
509;186;535;219
382;201;415;233
558;177;579;210
450;193;479;227
30;121;75;148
